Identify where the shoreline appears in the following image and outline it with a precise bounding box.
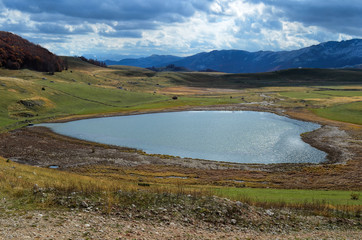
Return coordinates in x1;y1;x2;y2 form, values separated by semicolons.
35;104;355;166
0;104;361;190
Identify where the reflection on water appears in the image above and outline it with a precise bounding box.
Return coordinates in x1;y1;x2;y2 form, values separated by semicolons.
39;111;326;164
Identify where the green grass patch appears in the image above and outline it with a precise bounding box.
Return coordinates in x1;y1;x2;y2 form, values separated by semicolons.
212;187;362;206
313;102;362;125
280;89;362;99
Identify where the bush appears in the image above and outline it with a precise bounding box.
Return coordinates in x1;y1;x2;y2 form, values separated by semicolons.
350;192;359;200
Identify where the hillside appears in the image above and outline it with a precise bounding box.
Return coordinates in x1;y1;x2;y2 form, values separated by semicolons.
0;31;64;72
106;39;362;73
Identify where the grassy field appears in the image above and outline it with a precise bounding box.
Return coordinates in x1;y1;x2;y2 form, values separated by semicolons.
212;187;362;206
280;89;362;99
312;102;362;125
279;87;362;124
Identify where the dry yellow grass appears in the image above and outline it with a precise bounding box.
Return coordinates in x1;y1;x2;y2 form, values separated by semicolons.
307;96;362;106
156;86;245;95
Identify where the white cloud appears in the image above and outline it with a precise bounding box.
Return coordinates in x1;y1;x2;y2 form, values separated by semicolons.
0;0;360;57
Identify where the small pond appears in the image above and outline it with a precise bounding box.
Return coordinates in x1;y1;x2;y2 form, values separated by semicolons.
38;111;327;164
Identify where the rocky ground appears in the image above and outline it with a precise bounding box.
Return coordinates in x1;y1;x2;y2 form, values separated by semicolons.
0;207;360;240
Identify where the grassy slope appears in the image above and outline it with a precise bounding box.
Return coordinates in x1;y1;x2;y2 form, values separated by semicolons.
280;87;362;124
0;58;243;131
0;61;166;130
170;68;362;88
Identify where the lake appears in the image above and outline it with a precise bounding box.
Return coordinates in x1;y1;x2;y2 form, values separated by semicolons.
38;111;327;164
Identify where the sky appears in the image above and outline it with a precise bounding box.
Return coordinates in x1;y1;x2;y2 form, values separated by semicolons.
1;0;361;59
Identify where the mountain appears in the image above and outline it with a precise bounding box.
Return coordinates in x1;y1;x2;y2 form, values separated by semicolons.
106;39;362;73
105;54;182;68
0;31;65;72
83;53;145;61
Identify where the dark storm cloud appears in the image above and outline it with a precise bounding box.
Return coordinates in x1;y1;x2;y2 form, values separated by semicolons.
1;0;214;40
36;23;93;35
248;0;362;35
2;0;213;22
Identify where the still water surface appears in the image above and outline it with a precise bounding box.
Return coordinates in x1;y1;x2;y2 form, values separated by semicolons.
39;111;326;164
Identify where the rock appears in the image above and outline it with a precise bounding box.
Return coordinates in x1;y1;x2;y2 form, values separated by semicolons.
266;209;274;216
81;201;89;208
33;184;39;193
158;207;167;212
231;219;237;225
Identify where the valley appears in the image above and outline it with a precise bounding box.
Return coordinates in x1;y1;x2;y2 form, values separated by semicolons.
0;57;361;239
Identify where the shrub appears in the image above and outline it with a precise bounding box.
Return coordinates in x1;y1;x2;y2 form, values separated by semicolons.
350;192;359;200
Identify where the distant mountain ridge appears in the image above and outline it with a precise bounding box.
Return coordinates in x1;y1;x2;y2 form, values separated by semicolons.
106;54;182;68
105;39;362;73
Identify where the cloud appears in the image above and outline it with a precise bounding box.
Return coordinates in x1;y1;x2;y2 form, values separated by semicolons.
0;0;361;57
247;0;362;36
36;23;93;35
98;30;143;38
24;34;70;44
2;0;213;22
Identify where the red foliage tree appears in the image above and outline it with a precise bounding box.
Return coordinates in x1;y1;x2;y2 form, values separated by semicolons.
0;31;65;72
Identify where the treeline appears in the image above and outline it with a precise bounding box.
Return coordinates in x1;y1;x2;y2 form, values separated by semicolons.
78;56;107;68
147;64;190;72
0;31;65;72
